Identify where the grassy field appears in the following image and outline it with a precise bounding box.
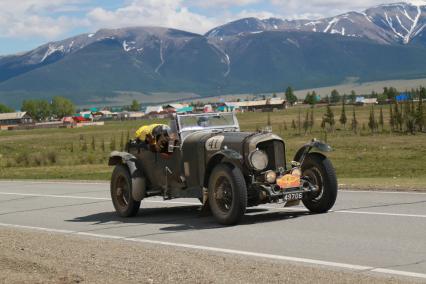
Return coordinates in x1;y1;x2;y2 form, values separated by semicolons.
0;105;425;189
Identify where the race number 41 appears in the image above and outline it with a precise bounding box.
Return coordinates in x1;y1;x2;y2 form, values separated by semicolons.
205;136;225;151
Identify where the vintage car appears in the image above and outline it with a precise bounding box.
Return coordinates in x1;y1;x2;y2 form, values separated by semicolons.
109;112;338;225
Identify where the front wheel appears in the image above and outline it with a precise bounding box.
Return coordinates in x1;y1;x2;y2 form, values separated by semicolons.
208;163;247;225
110;165;141;217
302;153;338;213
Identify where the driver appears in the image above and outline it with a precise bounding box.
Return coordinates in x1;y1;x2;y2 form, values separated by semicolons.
135;124;175;153
197;116;210;127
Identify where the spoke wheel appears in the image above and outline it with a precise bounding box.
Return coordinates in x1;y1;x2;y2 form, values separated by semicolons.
111;165;141;217
301;153;338;213
214;176;234;212
208;163;247;225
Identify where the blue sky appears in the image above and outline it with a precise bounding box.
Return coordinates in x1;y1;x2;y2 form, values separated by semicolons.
0;0;424;55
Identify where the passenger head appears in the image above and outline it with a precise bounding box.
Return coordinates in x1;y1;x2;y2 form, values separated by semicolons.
153;125;172;151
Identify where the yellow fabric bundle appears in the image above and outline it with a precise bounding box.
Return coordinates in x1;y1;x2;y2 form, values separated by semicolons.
135;124;167;142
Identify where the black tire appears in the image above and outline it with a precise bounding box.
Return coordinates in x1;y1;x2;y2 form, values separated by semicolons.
208;163;247;225
301;153;338;213
110;165;141;217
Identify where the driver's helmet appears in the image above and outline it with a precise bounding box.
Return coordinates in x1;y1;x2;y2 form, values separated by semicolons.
197;116;210;127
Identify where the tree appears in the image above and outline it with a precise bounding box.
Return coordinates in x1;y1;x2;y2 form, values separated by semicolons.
348;90;356;104
130;100;140;111
110;137;116;151
389;104;395;131
285;86;298;106
322;105;335;132
330;89;341;104
297;107;301;135
21;99;51;121
304;92;312;104
272;93;277;98
351;107;358;134
0;103;13;113
420;87;426;99
51;96;75;118
404;100;416;134
368;106;378;133
81;139;88;152
120;132;124;151
379;107;384;131
266;112;271;126
303;109;310;134
291;119;297;130
91;136;96;151
309;108;315;131
304;91;318;106
416;97;424;132
339;102;347;129
394;101;403;131
37;100;51;121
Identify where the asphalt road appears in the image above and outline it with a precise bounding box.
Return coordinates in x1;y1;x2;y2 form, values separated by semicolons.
0;180;425;281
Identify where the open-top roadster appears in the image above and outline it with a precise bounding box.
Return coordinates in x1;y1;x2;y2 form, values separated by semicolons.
109;112;338;225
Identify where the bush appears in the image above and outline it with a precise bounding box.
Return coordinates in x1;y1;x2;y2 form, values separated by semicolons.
15;153;30;166
47;152;57;164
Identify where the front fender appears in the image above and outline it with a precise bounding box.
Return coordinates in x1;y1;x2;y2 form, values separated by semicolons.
203;149;243;187
293;140;332;163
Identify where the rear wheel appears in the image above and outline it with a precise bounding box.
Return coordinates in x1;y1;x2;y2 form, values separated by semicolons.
208;163;247;225
302;153;338;213
111;165;141;217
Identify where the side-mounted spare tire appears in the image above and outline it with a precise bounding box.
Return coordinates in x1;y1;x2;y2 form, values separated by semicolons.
110;164;141;217
208;163;247;225
302;153;338;213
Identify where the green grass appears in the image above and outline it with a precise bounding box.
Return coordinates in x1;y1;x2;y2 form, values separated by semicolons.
0;105;425;189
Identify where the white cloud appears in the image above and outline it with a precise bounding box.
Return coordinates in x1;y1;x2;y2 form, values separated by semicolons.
269;0;426;19
86;0;221;34
0;0;88;39
187;0;260;8
1;0;426;41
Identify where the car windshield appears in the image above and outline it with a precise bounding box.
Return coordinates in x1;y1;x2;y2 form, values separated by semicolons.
177;113;239;134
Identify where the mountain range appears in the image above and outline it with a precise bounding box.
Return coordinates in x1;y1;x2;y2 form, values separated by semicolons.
1;2;426;107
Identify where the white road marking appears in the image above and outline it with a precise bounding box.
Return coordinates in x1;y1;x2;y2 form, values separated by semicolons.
333;210;426;219
0;192;426;219
0;180;107;185
341;190;426;195
0;221;425;280
0;192;110;201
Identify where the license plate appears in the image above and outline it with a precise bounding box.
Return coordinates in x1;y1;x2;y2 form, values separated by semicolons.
283;192;303;201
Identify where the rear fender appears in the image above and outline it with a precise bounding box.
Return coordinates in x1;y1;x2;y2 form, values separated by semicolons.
109;151;146;201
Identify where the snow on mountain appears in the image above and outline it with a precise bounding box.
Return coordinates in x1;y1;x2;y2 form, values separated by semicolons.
206;2;426;45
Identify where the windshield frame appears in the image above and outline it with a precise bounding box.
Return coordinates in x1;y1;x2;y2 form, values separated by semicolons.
176;112;240;138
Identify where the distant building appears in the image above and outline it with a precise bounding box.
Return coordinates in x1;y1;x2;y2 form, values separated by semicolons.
229;98;286;112
396;93;410;102
203;104;213;113
164;104;185;112
0;112;33;126
145;105;164;114
355;97;378;105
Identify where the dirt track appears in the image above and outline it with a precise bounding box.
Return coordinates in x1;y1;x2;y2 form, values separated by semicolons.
0;228;414;284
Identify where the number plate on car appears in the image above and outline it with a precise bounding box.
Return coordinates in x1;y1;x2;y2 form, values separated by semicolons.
283;192;303;201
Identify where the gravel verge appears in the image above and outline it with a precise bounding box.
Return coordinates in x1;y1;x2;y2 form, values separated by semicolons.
0;228;420;284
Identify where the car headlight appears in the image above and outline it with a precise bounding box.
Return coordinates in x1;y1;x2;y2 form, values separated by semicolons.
265;170;277;183
249;149;268;171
